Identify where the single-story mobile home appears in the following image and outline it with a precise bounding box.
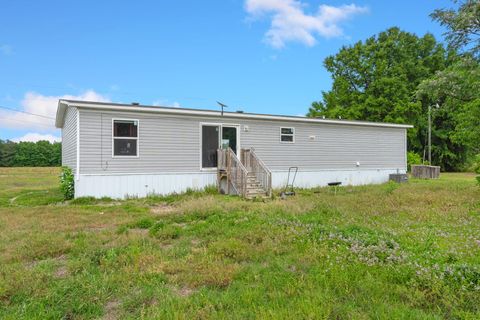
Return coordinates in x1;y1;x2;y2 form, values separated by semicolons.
55;100;412;199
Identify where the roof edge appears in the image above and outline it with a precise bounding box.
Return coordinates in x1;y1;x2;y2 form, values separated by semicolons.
58;99;414;129
55;100;69;128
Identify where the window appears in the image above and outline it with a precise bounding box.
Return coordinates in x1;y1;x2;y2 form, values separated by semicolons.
113;120;138;156
280;127;295;143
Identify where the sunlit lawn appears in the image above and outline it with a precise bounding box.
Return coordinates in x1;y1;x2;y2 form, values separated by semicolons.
0;167;479;319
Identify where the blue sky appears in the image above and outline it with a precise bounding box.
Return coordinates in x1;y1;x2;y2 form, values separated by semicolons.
0;0;450;142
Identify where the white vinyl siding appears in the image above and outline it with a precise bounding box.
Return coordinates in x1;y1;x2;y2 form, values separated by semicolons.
78;109;407;174
61;106;77;174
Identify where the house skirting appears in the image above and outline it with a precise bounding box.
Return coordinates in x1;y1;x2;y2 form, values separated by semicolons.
271;168;405;189
75;172;217;199
75;168;404;199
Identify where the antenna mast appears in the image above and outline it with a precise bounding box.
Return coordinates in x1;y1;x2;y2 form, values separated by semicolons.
217;101;228;116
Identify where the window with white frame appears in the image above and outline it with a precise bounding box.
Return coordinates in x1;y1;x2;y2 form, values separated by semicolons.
280;127;295;143
113;119;138;156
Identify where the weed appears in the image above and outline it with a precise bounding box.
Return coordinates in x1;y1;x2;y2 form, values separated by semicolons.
1;168;480;319
209;238;249;261
149;223;181;240
70;196;97;205
130;217;155;229
384;180;400;194
59;166;74;200
116;225;129;235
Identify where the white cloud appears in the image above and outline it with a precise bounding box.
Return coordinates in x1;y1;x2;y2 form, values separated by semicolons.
0;44;13;55
0;90;110;131
12;133;61;143
245;0;368;48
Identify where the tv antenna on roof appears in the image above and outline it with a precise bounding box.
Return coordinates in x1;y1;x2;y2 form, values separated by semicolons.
217;101;228;116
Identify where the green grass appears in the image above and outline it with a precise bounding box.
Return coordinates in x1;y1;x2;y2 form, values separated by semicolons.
0;167;479;319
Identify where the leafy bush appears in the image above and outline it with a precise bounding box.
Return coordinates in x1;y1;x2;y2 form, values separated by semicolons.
473;154;480;174
407;151;422;171
209;239;248;261
130;217;155;229
383;181;399;194
203;185;218;195
149;221;165;235
59;166;74;200
149;221;181;240
473;154;480;186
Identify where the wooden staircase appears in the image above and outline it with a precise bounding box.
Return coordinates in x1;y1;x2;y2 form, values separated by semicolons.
217;148;272;199
245;172;270;199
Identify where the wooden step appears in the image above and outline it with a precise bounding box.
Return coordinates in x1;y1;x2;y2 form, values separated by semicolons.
246;182;261;188
245;193;269;199
246;188;267;195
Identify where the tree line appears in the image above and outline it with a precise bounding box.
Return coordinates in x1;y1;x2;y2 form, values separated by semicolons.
308;0;479;171
0;140;61;167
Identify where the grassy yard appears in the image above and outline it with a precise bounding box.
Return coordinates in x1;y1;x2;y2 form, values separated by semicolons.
0;168;479;319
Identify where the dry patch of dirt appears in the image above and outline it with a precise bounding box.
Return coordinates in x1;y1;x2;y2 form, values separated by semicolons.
190;239;205;253
150;204;176;216
172;286;196;297
87;226;109;233
52;254;67;263
26;254;67;269
102;299;120;320
173;222;188;229
160;242;174;250
54;265;68;278
129;228;149;236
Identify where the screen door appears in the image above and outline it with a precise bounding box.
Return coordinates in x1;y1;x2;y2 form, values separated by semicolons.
201;125;219;168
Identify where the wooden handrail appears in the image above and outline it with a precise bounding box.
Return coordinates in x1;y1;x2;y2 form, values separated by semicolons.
230;148;248;174
250;148;270;175
218;147;272;198
217;149;227;171
245;148;272;197
218;148;248;196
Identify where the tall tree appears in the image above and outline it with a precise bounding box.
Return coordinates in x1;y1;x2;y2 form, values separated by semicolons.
420;0;480;169
307;27;460;169
0;140;17;167
0;140;62;167
50;142;62;166
431;0;480;57
417;55;480;163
